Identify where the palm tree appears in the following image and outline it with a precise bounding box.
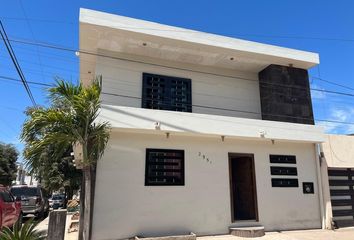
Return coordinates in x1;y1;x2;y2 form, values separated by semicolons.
21;77;110;240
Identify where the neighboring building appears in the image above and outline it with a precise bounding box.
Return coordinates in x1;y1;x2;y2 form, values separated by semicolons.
320;134;354;228
14;164;38;186
15;164;26;185
79;9;325;240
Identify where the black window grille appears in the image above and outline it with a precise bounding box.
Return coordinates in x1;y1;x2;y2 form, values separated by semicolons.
142;73;192;112
145;149;185;186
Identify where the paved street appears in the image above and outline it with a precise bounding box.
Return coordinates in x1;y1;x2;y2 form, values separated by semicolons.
199;228;354;240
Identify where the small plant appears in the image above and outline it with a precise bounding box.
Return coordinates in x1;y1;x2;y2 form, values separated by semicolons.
0;218;46;240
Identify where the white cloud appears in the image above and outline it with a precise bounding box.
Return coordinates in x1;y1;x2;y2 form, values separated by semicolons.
311;84;326;99
316;121;341;134
331;109;349;122
318;106;354;134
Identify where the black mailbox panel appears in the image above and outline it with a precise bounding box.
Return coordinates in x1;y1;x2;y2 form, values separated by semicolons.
303;182;314;194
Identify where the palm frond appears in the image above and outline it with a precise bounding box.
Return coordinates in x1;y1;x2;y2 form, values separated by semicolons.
21;75;110;172
87;121;111;162
0;219;46;240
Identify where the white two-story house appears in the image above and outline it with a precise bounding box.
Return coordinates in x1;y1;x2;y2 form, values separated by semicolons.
79;8;325;240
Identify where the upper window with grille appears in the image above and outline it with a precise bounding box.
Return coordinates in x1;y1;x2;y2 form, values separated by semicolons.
145;149;185;186
142;73;192;112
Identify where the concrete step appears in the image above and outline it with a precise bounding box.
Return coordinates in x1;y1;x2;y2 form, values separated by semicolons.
229;226;265;238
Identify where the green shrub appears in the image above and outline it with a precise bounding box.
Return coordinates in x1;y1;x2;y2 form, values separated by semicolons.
0;218;46;240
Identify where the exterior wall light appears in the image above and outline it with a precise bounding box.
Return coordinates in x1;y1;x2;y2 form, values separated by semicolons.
154;121;161;130
259;130;266;138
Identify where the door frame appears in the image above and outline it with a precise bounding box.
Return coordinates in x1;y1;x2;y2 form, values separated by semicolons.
228;153;259;222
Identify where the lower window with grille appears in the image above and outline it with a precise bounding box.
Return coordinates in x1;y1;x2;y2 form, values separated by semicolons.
145;148;185;186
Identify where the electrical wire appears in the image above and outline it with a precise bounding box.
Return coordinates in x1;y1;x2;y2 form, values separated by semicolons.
1;53;354;102
0;16;74;25
10;47;354;97
5;38;354;97
2;51;353;103
19;0;46;83
5;21;354;43
0;75;51;87
0;21;36;106
4;37;354;100
1;47;352;98
312;76;354;91
2;33;354;127
0;75;354;126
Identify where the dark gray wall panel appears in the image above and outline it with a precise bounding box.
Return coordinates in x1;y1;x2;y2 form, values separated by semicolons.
258;64;314;124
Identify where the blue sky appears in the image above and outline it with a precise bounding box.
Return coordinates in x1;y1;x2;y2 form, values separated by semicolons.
1;0;354;159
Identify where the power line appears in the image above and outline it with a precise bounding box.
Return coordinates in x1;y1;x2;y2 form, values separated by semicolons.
1;74;354;127
98;91;354;126
1;70;353;110
19;0;46;83
3;44;353;97
10;37;76;53
6;37;354;99
312;76;354;91
0;75;51;87
5;20;354;43
3;35;354;126
2;49;353;101
3;51;352;103
0;21;36;106
0;54;79;75
0;24;353;128
6;36;354;98
0;16;74;25
232;34;354;43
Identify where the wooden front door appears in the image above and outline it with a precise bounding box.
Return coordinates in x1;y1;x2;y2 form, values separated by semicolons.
229;153;258;221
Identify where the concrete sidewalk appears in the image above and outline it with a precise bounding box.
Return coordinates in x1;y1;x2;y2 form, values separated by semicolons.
35;220;354;240
198;228;354;240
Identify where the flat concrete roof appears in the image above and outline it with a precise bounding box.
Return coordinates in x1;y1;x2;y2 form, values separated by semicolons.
79;8;319;81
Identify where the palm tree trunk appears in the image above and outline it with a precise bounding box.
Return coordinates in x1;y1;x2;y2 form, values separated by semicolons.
78;173;85;240
79;166;92;240
83;166;92;240
89;164;97;239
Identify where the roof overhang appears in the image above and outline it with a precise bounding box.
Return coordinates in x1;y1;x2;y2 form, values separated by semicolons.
99;105;325;143
79;8;319;82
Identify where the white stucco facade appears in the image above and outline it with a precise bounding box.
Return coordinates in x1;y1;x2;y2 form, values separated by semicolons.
96;55;262;119
92;132;322;240
79;8;327;240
